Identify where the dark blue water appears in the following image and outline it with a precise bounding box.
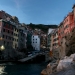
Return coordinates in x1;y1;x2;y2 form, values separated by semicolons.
0;62;47;75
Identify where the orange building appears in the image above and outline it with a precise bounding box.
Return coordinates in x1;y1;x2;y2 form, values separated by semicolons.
58;22;64;46
63;4;75;36
63;12;74;35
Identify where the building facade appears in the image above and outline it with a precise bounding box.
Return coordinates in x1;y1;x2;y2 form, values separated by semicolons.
47;28;54;49
58;22;64;46
31;35;40;50
0;19;14;49
40;34;47;49
13;25;19;49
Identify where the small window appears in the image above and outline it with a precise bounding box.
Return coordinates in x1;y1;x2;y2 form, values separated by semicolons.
13;38;14;41
15;28;16;31
3;29;5;32
16;34;17;36
6;36;7;39
12;32;13;35
17;39;18;42
3;35;5;38
17;29;18;32
36;39;37;40
4;41;5;45
14;33;15;36
8;30;9;33
33;42;34;43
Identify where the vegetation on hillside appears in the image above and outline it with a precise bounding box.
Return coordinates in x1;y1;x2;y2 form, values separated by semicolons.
27;23;58;33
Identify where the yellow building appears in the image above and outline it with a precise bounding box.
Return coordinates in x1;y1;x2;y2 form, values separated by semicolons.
13;26;19;49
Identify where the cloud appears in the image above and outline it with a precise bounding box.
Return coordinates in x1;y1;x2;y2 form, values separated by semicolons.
13;0;26;9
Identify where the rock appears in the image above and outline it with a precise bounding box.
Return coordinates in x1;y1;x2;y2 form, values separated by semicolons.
41;63;52;75
41;60;59;75
50;65;75;75
57;53;75;72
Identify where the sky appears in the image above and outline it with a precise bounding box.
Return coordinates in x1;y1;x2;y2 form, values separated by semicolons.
0;0;75;25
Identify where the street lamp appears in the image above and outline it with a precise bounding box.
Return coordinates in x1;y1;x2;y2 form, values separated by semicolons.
0;45;5;51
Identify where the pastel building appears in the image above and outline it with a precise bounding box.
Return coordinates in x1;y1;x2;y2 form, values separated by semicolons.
31;35;40;50
18;25;27;49
13;25;19;49
58;22;64;46
0;19;14;49
63;12;74;35
47;28;54;49
52;29;59;49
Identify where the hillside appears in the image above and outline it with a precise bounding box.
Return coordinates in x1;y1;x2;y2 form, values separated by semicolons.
27;23;58;33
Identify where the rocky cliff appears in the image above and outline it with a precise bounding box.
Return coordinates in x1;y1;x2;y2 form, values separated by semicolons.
41;53;75;75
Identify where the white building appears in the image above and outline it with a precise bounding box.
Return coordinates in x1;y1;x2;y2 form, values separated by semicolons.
48;28;54;35
31;35;40;50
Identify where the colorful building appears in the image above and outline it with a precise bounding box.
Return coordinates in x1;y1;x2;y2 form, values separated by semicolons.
40;34;47;49
31;34;40;51
13;25;19;49
58;22;64;46
18;24;27;49
63;12;74;35
47;28;54;49
0;19;14;49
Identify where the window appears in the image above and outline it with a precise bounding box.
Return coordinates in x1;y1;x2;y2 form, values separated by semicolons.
9;37;11;40
8;30;9;33
33;36;34;38
4;41;5;44
6;36;7;39
16;34;17;36
17;29;18;32
15;28;16;31
3;35;5;38
17;39;18;42
33;42;34;43
12;32;13;35
36;39;37;40
33;39;34;40
3;29;5;32
36;42;37;43
14;33;15;36
13;38;14;41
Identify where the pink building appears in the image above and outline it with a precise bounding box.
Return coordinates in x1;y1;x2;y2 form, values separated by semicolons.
63;12;74;35
0;19;14;48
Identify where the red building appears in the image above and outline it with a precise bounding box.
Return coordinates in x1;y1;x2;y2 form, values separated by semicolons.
58;4;75;46
0;19;14;48
58;22;64;46
63;12;74;35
